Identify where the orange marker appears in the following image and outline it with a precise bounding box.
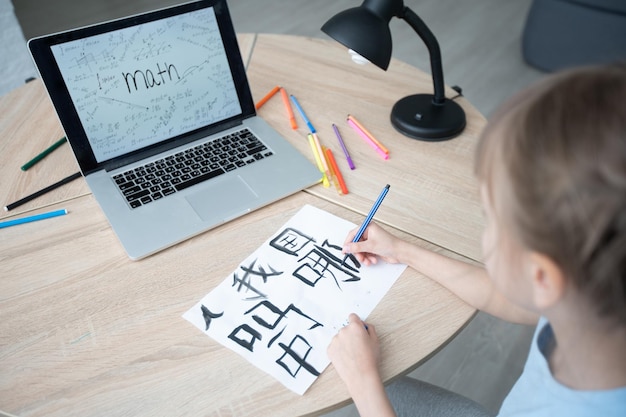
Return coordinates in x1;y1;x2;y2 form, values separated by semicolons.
347;114;389;155
325;147;349;195
280;88;298;130
322;145;342;195
255;85;280;110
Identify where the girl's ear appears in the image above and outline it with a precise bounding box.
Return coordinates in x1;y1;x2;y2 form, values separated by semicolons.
528;253;566;310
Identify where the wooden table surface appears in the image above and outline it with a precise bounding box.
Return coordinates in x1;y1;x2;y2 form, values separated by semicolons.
0;34;485;417
248;35;485;263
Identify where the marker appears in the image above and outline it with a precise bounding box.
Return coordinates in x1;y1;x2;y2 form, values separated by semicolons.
312;133;331;184
324;147;349;195
0;209;68;229
322;145;342;195
332;124;355;170
280;88;298;130
4;171;82;211
347;115;389;155
255;85;280;110
307;134;329;188
21;137;68;171
347;118;389;160
342;184;390;264
290;95;316;133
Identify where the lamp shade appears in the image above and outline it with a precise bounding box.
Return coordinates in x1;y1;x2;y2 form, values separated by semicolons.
322;0;466;141
321;7;393;70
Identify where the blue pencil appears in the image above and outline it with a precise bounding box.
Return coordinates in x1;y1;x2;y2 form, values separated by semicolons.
352;184;390;243
341;184;390;264
0;209;68;229
289;94;316;133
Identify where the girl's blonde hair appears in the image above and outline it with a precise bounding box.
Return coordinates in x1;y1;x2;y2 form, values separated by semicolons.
475;64;626;325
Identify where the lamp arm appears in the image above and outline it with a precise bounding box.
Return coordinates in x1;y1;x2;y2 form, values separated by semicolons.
399;6;446;104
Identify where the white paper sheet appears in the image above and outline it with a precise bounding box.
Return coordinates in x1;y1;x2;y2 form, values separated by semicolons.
183;204;406;395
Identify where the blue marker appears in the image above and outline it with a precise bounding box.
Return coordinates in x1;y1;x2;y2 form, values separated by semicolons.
0;209;68;229
342;184;390;264
290;94;316;133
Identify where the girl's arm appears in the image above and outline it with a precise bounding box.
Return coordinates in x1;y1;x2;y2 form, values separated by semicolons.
343;223;539;325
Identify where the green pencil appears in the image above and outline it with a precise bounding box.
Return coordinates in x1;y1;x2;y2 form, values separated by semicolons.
21;137;67;171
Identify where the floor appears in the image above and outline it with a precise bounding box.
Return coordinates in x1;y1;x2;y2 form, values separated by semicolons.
5;0;544;415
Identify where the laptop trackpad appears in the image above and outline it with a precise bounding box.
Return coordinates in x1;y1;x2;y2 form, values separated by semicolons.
185;177;258;223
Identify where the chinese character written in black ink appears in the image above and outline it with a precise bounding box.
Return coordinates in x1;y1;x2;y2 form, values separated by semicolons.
226;300;323;378
232;258;283;300
277;335;320;377
294;239;361;289
200;304;223;331
229;323;262;351
270;228;315;256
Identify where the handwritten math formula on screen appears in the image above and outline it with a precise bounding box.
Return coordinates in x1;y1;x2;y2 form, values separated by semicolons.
183;205;406;394
50;7;241;163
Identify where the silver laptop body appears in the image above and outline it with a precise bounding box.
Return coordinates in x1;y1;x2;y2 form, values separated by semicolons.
28;0;321;259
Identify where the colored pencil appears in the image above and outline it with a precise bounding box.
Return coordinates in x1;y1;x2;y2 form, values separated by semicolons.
4;171;82;211
21;137;68;171
0;209;68;229
341;184;390;264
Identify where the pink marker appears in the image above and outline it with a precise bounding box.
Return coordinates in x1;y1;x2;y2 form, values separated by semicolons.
347;118;389;160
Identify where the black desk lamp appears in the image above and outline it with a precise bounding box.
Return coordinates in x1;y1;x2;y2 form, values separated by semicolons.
321;0;466;141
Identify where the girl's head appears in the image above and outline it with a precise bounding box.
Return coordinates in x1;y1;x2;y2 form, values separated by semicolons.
475;64;626;325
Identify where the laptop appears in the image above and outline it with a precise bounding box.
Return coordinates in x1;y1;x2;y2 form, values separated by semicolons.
28;0;321;260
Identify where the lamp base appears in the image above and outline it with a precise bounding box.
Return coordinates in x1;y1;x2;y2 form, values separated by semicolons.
390;94;466;141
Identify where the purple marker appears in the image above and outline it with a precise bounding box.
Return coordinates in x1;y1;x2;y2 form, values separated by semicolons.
332;123;355;170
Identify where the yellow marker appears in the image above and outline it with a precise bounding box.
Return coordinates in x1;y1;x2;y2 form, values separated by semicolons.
308;134;330;187
312;133;332;183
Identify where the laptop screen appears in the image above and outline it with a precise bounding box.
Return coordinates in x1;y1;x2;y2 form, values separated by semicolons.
29;0;255;175
50;7;241;163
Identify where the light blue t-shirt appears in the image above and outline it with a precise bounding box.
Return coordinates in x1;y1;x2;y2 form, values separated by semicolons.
498;317;626;416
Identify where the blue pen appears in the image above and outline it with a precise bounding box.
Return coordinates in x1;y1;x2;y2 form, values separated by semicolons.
290;95;316;133
342;184;390;264
0;209;68;229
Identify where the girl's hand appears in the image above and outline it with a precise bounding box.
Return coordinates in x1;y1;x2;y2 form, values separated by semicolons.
343;222;402;266
328;314;397;417
327;313;381;395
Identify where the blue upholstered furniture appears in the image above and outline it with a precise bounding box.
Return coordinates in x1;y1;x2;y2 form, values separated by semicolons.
522;0;626;71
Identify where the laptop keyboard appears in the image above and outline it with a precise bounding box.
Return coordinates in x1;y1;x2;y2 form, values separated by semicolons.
112;128;273;209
